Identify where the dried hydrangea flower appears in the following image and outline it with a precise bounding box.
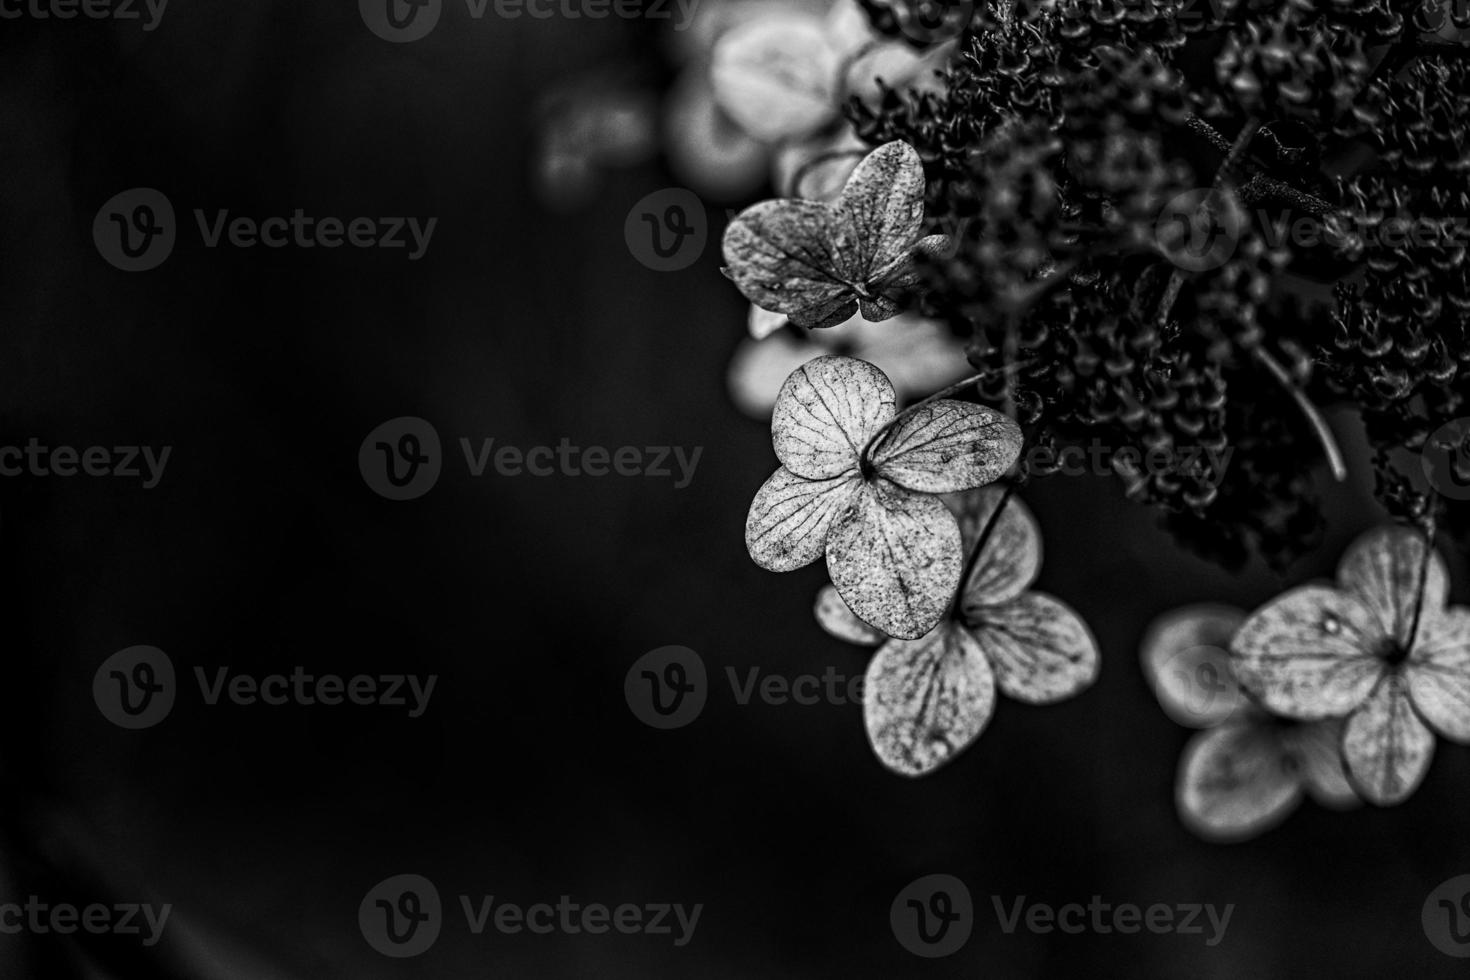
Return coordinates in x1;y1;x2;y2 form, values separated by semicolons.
1231;525;1470;805
746;355;1021;638
1142;605;1359;842
710;0;945;145
728;306;968;417
818;487;1098;775
722;140;949;329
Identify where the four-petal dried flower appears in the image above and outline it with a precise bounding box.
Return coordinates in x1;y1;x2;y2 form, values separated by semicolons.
1230;526;1470;806
1142;605;1359;842
722;140;949;329
818;488;1099;776
747;355;1022;640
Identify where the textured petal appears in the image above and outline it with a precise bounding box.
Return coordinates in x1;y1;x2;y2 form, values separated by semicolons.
950;487;1040;607
832;141;927;283
722;199;855;327
745;466;860;572
1231;586;1387;720
814;584;886;646
1282;719;1359;809
864;623;995;776
771;355;896;479
1342;672;1435;805
827;480;962;640
1177;722;1303;843
869;401;1022;493
1406;606;1470;742
872;233;951;295
1336;524;1449;649
1140;604;1248;729
709;15;838;142
969;592;1099;704
726;334;822;419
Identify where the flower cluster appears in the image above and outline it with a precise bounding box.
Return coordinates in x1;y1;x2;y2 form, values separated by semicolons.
1143;524;1470;841
848;0;1470;566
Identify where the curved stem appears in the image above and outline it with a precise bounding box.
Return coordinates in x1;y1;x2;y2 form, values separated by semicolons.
1155;115;1261;327
1252;346;1348;483
859;361;1031;471
1407;505;1438;654
786;149;867;199
948;482;1015;621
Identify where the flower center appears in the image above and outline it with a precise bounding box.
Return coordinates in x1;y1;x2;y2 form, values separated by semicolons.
1379;638;1411;668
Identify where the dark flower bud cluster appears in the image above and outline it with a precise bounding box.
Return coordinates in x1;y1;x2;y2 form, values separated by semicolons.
848;0;1470;567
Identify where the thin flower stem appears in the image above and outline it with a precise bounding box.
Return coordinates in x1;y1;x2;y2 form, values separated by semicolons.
948;482;1015;621
1237;175;1335;214
1406;505;1439;654
1155;115;1261;327
858;361;1033;471
1252;346;1348;483
1185;114;1232;153
787;150;867;199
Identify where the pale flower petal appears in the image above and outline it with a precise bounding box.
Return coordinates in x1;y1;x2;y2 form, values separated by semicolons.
722;199;856;327
1177;722;1303;842
827;479;962;639
710;15;838;142
969;592;1100;704
864;623;996;776
1140;604;1248;729
814;584;887;645
727;333;822;418
1230;585;1386;720
771;355;896;479
1336;524;1449;649
1282;719;1360;809
1342;671;1436;805
950;487;1041;607
745;466;860;572
1406;606;1470;742
869;400;1022;493
832;141;928;284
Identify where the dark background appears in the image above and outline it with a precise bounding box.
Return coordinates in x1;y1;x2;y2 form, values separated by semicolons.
2;3;1468;977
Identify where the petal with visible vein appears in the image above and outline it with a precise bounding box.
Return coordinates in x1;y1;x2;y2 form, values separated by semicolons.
863;623;995;776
